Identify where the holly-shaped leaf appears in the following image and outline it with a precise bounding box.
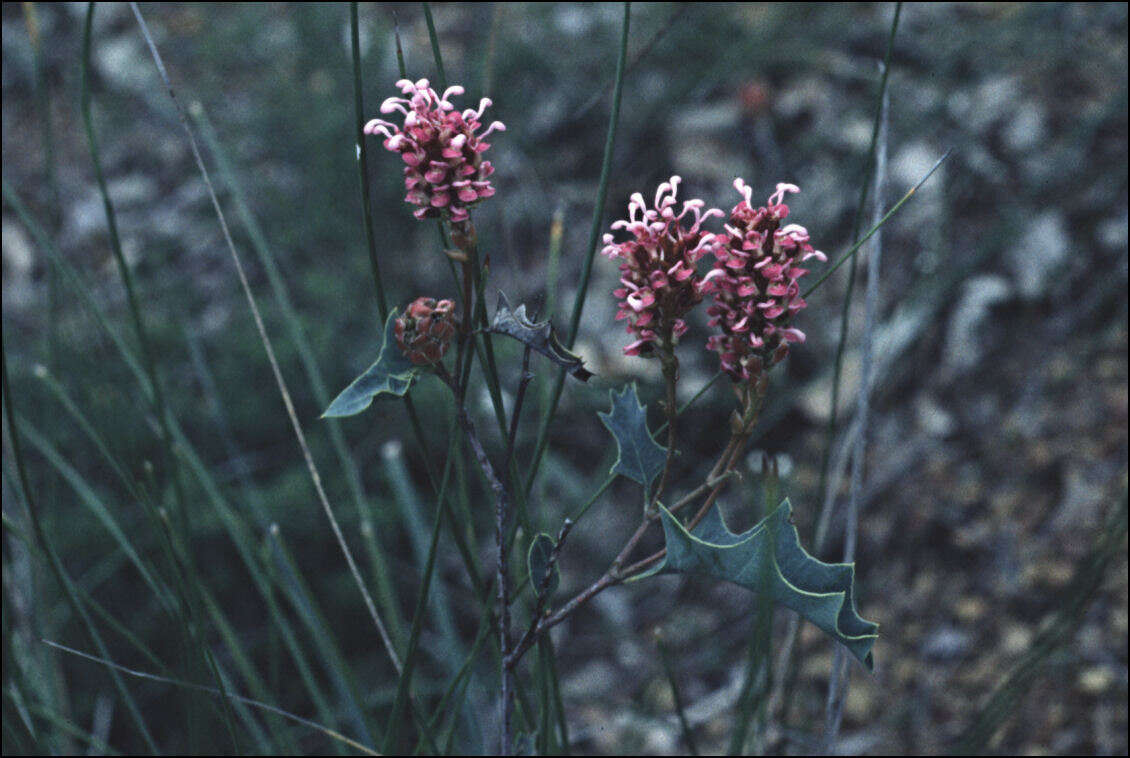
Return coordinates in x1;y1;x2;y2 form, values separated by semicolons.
527;533;560;599
633;500;879;669
490;293;592;381
598;384;667;493
322;309;421;418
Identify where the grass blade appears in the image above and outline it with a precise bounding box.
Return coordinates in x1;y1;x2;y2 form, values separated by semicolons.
2;344;159;752
524;2;632;499
43;640;382;756
128;2;404;686
824;62;890;750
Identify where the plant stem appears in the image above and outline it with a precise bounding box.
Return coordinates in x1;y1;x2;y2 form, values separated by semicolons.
507;390;763;668
651;342;680;505
439;366;514;753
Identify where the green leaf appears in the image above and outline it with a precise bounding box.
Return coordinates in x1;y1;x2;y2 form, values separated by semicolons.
598;384;667;492
322;309;421;418
489;293;592;381
634;500;878;669
527;533;559;599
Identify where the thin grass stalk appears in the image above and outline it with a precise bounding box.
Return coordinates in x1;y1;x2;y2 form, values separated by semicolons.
190;103;378;522
545;635;571;754
351;1;390;321
80;2;189;542
422;3;447;90
2;499;60;756
22;2;61;373
2;181;146;385
352;3;448;511
128;1;405;688
15;702;119;756
266;529;378;746
383;440;463;659
536;640;552;755
8;180;345;743
657;633;699;755
524;2;632;500
382;431;459;752
814;2;901;516
418;609;493;752
15;410;241;740
409;20;539;745
771;13;901;731
823;73;888;751
15;420;174;612
481;3;501;97
43;640;382;756
1;345;159;753
82;8;243;743
413;3;512;470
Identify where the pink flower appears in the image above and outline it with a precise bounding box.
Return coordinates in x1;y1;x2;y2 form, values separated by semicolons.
706;179;826;383
365;79;504;223
602;177;723;356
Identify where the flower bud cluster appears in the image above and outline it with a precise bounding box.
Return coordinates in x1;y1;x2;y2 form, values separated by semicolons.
395;297;457;365
705;180;827;382
365;79;505;223
601;177;724;356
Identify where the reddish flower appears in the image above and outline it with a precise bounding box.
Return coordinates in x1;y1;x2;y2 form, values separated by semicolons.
365;79;504;223
601;176;723;356
706;179;827;383
395;297;457;365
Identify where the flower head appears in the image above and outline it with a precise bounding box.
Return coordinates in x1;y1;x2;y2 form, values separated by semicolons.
365;79;505;223
706;179;827;384
395;296;457;365
601;177;723;356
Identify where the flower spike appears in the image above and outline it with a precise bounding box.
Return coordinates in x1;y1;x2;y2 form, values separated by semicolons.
365;79;503;223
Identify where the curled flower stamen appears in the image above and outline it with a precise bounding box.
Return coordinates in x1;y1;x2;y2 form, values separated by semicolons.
602;177;721;357
706;180;821;385
366;79;503;222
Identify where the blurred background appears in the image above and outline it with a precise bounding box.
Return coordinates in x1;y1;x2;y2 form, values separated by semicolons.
2;2;1126;754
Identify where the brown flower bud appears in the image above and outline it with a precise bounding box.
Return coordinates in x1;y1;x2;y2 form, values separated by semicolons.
395;297;457;365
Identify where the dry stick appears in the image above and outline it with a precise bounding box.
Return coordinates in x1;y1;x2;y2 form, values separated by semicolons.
823;69;888;752
507;518;574;669
127;2;402;679
437;366;515;754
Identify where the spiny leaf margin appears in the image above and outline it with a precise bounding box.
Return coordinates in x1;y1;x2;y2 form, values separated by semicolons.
598;383;667;493
633;499;878;669
322;308;421;418
489;292;592;381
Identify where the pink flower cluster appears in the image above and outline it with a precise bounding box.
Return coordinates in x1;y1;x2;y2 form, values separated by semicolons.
705;180;827;382
601;177;723;356
365;79;505;223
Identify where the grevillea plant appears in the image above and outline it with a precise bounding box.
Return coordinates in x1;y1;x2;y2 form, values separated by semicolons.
325;76;878;754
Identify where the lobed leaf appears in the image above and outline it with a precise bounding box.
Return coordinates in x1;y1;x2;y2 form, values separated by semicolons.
634;499;878;669
490;293;592;381
322;309;421;418
598;384;668;493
